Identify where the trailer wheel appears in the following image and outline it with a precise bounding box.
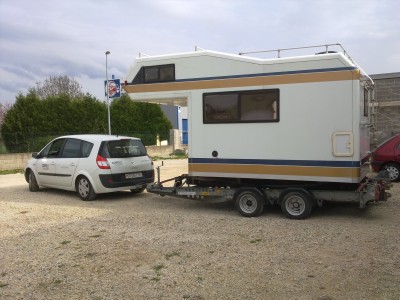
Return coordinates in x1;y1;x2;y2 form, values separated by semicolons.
281;191;312;219
235;189;264;217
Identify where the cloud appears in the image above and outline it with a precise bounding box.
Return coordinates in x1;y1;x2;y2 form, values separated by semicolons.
0;0;399;104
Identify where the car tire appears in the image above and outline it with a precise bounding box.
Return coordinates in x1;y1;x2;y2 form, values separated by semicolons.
384;163;400;182
130;187;146;194
76;176;97;201
28;170;39;192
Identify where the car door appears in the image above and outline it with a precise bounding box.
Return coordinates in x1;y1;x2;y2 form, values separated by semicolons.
395;141;400;163
56;138;82;187
36;138;66;186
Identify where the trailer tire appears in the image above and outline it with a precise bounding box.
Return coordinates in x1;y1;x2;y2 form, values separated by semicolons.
235;189;264;217
281;190;312;219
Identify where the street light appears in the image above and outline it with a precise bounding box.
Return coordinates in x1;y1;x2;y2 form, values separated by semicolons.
105;50;111;135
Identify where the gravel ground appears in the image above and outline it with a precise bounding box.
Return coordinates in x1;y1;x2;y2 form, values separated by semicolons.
0;159;399;300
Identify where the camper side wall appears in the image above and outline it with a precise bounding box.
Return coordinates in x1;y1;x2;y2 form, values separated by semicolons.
188;73;362;184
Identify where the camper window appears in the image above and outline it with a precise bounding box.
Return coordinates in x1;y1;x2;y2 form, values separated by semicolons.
203;89;279;124
132;64;175;84
145;67;159;82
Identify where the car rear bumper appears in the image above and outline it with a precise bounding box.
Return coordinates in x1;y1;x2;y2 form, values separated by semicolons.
99;170;154;189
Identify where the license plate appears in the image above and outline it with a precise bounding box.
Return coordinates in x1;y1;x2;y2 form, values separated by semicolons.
125;172;142;179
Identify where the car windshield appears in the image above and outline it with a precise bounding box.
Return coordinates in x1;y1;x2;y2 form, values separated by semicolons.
103;139;147;158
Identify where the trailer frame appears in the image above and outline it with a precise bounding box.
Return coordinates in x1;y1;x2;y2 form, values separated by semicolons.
147;165;392;219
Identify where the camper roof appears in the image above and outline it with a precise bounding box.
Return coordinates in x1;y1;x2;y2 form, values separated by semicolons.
123;45;371;106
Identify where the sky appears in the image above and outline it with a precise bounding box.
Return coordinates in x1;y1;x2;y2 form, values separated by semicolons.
0;0;399;105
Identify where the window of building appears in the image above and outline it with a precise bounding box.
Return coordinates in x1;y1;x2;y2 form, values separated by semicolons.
132;64;175;84
203;89;279;124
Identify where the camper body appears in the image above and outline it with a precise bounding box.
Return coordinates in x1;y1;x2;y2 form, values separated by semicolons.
123;46;391;219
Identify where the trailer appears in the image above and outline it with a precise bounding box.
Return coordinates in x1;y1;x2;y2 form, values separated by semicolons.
123;44;392;219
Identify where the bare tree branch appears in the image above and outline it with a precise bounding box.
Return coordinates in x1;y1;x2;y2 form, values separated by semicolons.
32;76;85;99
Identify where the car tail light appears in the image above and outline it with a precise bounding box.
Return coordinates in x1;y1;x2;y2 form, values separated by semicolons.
96;155;110;169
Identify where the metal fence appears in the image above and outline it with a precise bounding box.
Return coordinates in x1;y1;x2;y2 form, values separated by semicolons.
0;131;161;154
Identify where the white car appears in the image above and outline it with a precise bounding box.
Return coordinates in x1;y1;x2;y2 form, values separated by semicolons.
24;134;154;200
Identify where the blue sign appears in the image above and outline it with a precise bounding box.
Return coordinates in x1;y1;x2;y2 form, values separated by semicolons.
104;79;121;98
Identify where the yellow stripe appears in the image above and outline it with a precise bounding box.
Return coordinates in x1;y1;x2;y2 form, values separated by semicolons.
189;163;360;179
124;70;360;94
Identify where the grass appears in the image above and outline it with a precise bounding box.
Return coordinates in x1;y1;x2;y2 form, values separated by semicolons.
38;279;63;290
165;251;181;260
0;169;23;175
150;264;165;282
89;234;102;238
250;238;262;244
152;264;165;272
151;155;187;161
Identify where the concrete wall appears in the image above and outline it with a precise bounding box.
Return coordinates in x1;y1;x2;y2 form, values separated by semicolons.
0;145;187;171
146;145;174;157
0;153;32;171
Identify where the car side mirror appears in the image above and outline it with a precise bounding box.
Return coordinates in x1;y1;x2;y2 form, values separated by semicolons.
32;152;39;159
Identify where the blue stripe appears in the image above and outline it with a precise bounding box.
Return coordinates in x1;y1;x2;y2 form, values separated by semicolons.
176;67;357;83
189;158;360;168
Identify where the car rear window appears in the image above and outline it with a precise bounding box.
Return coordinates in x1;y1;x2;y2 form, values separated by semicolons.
101;139;147;158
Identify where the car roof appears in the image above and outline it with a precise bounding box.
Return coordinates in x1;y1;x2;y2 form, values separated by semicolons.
56;134;141;143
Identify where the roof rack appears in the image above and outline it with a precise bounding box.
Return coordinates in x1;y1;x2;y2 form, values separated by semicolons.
239;43;374;87
238;43;348;58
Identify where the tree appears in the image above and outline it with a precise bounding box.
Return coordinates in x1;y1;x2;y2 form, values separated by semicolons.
1;91;43;152
30;75;85;99
1;88;171;152
0;102;13;126
1;92;108;153
111;94;172;145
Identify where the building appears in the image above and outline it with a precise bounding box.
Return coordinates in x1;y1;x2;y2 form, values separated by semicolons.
159;105;188;145
370;72;400;145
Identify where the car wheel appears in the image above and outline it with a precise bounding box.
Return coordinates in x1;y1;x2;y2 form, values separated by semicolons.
130;187;146;194
234;189;264;217
28;171;39;192
76;176;97;201
384;163;400;182
280;191;312;219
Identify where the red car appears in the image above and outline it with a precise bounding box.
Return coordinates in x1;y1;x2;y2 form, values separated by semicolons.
370;134;400;182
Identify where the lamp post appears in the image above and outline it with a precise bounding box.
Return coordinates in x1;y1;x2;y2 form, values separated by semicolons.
105;50;111;135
